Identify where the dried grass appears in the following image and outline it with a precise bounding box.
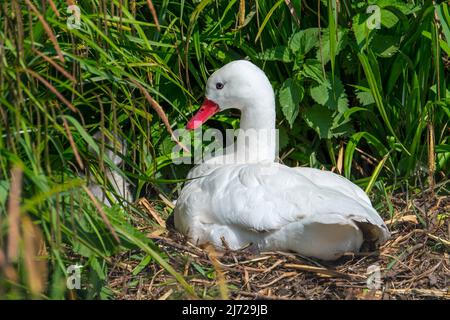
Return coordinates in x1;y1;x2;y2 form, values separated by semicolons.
107;192;450;300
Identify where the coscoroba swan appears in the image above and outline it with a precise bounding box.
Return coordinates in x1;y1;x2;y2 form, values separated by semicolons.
174;60;390;261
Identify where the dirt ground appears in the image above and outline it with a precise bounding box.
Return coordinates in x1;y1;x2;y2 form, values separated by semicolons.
108;190;450;300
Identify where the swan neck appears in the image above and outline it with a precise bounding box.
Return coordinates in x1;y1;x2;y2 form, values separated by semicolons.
235;99;277;163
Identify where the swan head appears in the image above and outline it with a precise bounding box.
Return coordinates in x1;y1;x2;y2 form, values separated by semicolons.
187;60;274;130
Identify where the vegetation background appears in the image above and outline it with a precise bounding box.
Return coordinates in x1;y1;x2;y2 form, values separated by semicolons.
0;0;449;299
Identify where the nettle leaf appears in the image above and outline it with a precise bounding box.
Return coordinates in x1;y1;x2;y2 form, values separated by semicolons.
278;78;304;127
376;0;420;15
257;46;293;62
356;90;375;106
303;105;353;139
310;76;349;113
289;28;320;55
354;82;375;106
302;59;325;83
303;105;334;139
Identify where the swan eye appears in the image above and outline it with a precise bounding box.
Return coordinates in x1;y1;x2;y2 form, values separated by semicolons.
216;82;224;90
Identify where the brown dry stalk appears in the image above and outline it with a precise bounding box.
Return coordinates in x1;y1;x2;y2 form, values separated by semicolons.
158;193;175;209
284;0;300;26
205;244;229;299
129;79;189;153
146;0;160;31
82;186;121;243
60;113;84;170
47;0;60;17
25;68;76;112
256;271;297;288
24;0;64;62
284;263;360;279
12;0;24;58
336;140;344;174
0;249;4;267
7;166;23;263
32;48;76;82
22;215;48;295
386;288;450;298
157;288;173;300
238;0;245;27
129;79;171;133
138;198;166;228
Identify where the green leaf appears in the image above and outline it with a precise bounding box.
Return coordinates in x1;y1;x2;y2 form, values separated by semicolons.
303;105;334;139
344;131;389;179
278;78;304;127
289;28;320;55
375;0;420;15
436;144;450;153
437;3;450;49
310;76;349;113
352;13;373;50
354;84;375;106
132;255;152;276
371;34;399;57
365;151;391;194
257;46;293;62
278;127;290;150
0;180;9;209
302;59;325;83
381;9;399;28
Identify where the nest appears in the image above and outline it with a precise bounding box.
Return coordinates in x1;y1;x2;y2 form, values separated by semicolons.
107;193;450;300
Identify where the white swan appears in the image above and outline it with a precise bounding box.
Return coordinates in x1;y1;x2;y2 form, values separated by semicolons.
174;60;389;260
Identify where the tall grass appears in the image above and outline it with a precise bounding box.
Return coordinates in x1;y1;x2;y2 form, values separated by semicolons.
0;0;449;299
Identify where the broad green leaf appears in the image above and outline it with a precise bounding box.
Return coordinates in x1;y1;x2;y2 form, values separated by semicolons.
257;46;293;62
376;0;420;15
303;105;334;139
303;105;352;139
310;76;349;113
302;59;325;83
278;78;304;127
289;28;320;55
